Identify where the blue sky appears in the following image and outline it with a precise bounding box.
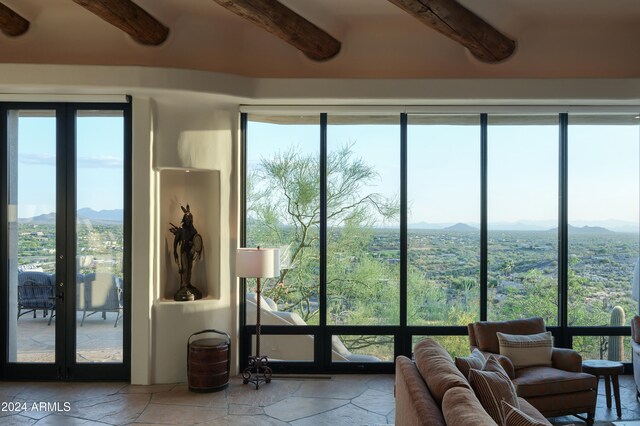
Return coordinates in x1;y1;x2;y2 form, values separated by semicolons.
15;114;123;218
15;112;638;229
247;116;640;230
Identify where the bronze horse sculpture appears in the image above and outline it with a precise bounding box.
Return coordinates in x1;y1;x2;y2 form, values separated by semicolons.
170;204;203;301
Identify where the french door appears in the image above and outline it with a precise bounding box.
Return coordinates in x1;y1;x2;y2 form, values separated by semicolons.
1;102;131;380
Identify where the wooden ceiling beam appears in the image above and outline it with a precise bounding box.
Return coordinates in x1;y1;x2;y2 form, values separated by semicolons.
387;0;515;63
72;0;169;46
212;0;341;61
0;2;29;37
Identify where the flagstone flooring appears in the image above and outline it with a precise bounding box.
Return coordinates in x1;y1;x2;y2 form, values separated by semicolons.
1;374;640;425
0;374;394;425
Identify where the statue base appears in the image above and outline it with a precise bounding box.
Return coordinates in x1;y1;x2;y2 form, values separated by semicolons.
174;284;202;301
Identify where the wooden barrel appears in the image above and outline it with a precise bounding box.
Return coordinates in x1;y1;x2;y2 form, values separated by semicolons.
188;329;230;392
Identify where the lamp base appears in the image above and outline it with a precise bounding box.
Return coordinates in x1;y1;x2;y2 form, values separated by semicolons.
242;355;272;390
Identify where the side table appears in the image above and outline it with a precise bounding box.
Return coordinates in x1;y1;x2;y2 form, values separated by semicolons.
582;359;624;418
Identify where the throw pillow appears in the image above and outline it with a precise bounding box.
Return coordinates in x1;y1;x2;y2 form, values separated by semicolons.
455;348;486;379
497;331;553;369
501;400;548;426
468;356;519;425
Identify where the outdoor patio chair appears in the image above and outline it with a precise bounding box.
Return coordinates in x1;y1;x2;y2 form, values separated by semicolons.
81;272;123;327
245;293;380;362
17;271;56;325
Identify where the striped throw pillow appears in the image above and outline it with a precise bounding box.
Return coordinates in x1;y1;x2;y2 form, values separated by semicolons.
455;348;486;379
497;331;553;368
501;400;548;426
468;356;519;425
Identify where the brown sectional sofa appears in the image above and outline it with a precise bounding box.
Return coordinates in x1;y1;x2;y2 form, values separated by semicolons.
395;338;552;426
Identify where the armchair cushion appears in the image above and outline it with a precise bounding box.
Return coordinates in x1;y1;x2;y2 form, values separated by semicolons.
513;366;597;398
472;317;546;354
497;331;553;368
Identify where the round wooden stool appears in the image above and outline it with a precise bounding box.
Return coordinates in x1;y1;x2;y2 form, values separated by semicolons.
582;359;624;418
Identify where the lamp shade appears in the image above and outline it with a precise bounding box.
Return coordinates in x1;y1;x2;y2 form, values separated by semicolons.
236;248;280;278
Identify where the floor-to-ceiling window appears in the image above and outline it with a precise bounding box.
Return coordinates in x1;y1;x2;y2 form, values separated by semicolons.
487;115;559;326
326;116;400;362
242;110;639;373
407;115;480;358
244;114;319;363
568;114;640;362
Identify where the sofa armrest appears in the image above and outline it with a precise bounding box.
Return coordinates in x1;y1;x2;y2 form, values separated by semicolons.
551;347;582;372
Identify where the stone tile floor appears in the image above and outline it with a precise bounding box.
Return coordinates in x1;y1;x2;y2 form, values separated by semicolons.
0;374;394;425
1;374;640;425
550;375;640;425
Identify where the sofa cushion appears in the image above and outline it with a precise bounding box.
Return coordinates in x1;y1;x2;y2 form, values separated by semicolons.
473;317;546;354
414;338;470;405
502;400;550;426
442;386;498;426
455;348;487;379
513;366;597;398
395;355;446;426
497;331;553;368
469;356;519;425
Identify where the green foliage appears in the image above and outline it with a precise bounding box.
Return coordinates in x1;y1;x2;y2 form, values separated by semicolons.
246;141;639;357
247;144;399;328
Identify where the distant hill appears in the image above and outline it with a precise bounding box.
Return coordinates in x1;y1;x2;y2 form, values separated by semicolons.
20;212;56;224
548;225;615;234
569;225;614;234
77;208;123;222
445;223;478;231
20;208;123;224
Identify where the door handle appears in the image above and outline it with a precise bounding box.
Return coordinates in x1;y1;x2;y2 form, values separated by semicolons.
57;282;64;301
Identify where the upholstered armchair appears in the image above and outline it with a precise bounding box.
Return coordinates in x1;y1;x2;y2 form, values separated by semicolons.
468;317;597;425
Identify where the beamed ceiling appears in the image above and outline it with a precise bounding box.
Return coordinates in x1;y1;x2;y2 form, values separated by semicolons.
1;0;640;78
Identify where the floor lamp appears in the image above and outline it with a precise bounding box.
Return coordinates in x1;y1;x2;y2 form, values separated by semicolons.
236;246;280;389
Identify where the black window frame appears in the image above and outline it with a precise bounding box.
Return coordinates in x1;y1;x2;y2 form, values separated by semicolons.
240;111;640;374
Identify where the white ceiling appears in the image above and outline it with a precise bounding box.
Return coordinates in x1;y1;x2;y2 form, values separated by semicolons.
2;0;640;78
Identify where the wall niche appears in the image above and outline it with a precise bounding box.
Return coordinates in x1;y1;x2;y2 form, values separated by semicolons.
158;168;220;301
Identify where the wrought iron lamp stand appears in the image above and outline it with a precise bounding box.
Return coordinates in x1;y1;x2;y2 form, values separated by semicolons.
242;276;272;389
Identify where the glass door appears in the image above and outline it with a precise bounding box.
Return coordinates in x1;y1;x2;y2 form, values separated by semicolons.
74;110;125;365
4;108;63;379
2;103;130;380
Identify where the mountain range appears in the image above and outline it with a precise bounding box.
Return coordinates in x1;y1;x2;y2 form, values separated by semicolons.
409;220;637;233
19;208;123;224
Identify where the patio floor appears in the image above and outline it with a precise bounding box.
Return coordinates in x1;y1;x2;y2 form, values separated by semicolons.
14;310;123;363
